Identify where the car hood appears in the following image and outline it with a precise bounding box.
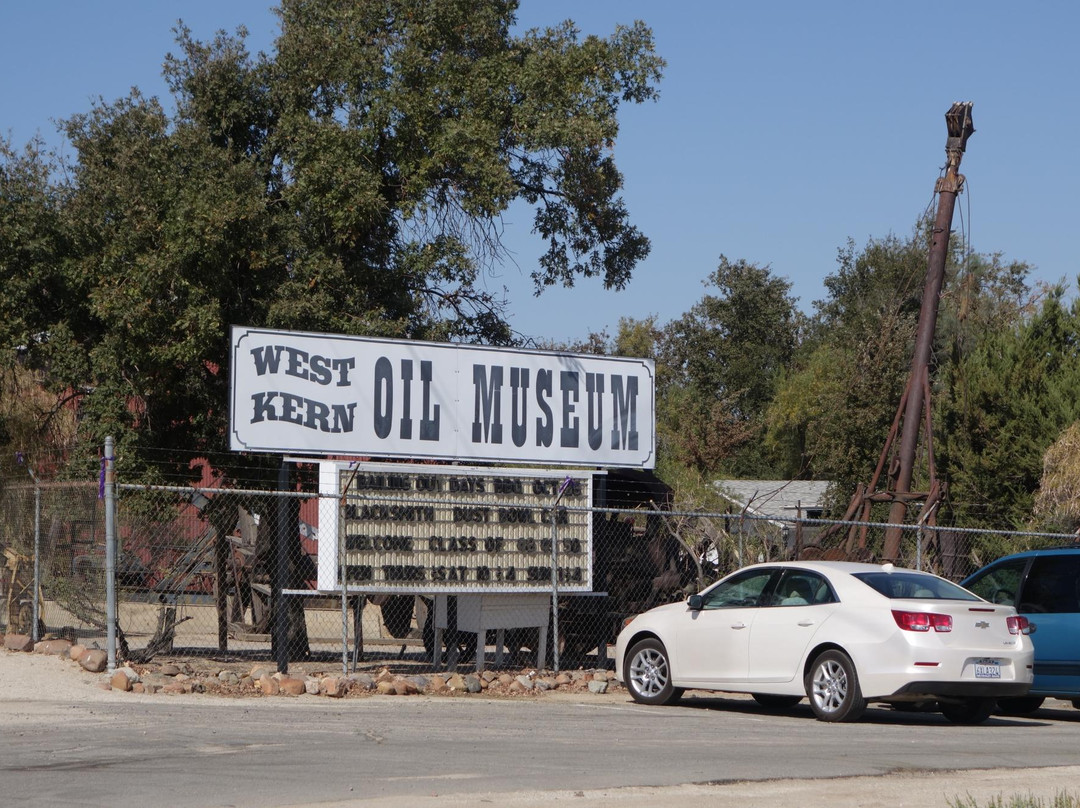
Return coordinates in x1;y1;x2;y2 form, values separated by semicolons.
627;600;689;626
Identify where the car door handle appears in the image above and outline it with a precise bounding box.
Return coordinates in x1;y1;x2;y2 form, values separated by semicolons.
798;619;816;627
730;622;749;630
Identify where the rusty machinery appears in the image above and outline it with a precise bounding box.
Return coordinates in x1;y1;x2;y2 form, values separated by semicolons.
806;102;975;563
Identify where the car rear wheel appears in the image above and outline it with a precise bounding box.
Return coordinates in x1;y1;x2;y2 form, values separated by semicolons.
752;693;802;709
940;697;995;724
805;649;866;722
996;696;1045;716
625;637;683;706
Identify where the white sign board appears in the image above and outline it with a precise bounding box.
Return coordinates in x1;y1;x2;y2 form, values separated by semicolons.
230;326;655;468
317;462;593;593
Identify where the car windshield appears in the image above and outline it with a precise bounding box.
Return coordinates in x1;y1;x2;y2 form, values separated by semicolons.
852;571;980;601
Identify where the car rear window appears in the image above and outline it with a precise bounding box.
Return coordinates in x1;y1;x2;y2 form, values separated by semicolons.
852;571;981;601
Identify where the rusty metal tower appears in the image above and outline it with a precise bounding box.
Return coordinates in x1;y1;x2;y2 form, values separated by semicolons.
825;103;975;562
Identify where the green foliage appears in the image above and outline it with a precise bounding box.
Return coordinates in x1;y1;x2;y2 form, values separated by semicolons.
658;257;800;475
0;0;664;482
765;231;930;494
936;288;1080;529
762;225;1037;519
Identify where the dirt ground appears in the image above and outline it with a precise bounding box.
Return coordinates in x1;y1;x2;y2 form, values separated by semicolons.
3;649;1079;807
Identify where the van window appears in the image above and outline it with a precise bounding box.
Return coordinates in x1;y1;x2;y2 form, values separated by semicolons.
1018;556;1080;614
963;559;1026;606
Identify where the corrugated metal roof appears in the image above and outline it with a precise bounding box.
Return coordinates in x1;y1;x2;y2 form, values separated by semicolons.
713;479;831;523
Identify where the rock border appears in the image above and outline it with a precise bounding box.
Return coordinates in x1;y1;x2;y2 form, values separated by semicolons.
1;631;622;700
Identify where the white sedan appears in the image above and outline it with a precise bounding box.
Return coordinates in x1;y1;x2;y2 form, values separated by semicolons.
614;561;1033;723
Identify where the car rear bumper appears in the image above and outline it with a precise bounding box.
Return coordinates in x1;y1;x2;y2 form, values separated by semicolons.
891;681;1031;698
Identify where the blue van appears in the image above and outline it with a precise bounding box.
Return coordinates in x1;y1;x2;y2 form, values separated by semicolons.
961;546;1080;713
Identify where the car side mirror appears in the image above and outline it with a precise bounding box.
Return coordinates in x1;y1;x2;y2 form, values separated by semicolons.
687;594;703;611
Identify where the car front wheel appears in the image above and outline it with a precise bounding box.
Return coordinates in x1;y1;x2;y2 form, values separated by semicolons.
625;637;683;706
805;649;866;722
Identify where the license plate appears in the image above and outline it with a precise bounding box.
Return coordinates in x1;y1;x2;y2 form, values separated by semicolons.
974;659;1001;679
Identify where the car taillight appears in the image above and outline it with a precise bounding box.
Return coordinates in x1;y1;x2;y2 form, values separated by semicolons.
892;610;953;632
1007;615;1031;635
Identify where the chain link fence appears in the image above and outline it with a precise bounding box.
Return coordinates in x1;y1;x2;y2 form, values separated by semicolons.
3;447;1077;676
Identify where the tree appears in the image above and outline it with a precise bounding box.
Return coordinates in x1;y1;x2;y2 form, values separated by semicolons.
766;228;954;498
0;138;75;459
936;287;1080;529
0;0;664;479
658;257;801;475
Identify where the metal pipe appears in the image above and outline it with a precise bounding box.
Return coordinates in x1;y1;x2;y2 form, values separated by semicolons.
882;103;974;560
24;462;41;643
104;436;117;673
550;476;573;673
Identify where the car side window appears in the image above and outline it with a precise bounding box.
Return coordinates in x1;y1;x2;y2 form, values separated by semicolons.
701;569;776;609
773;571;834;607
963;559;1026;606
1018;556;1080;614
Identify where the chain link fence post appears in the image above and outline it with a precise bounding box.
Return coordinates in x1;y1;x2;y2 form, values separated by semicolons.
29;465;41;643
549;503;559;674
104;436;117;673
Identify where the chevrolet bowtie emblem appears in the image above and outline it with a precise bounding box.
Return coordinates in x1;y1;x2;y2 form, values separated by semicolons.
975;621;990;629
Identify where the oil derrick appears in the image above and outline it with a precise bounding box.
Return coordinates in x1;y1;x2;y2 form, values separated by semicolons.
822;102;975;562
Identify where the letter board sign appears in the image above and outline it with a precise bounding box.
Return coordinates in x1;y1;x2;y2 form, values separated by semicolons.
317;462;593;593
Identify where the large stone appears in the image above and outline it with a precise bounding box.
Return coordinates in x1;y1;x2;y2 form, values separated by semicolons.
117;665;139;682
588;679;609;694
259;675;280;696
110;671;133;692
446;673;467;691
347;673;375;691
375;680;396;695
463;675;483;694
515;675;535;691
218;671;240;686
4;634;33;652
279;677;306;696
393;678;418;695
249;665;272;680
160;664;182;676
304;678;320;696
79;649;108;673
34;639;73;656
321;678;347;695
68;644;87;662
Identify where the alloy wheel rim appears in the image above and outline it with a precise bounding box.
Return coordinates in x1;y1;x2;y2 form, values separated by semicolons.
631;648;668;697
812;659;847;712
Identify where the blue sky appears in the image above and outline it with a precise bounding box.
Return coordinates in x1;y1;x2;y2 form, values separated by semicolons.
3;2;1077;346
